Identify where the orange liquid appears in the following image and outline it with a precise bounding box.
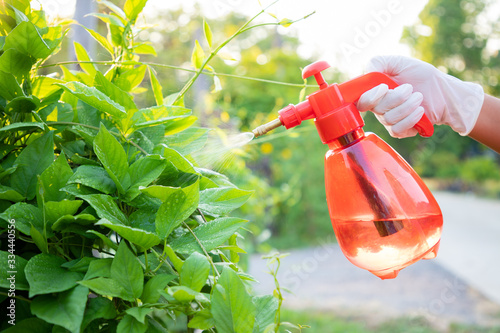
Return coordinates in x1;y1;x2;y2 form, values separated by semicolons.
325;131;443;279
334;215;442;277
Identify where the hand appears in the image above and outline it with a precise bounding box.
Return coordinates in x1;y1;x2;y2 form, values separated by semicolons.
357;55;484;138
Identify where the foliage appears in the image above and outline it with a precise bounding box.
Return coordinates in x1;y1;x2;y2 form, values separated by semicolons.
131;7;339;249
0;1;310;332
459;156;500;182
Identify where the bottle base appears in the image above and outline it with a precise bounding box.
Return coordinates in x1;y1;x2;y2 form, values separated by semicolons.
368;240;441;280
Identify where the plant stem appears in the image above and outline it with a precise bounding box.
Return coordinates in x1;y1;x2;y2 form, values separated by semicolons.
173;7;271;104
40;60;316;88
0;292;32;303
182;221;220;278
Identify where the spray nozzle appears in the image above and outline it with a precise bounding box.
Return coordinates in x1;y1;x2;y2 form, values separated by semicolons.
252;118;282;138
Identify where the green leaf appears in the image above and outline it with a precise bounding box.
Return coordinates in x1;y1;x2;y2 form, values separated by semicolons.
67;165;117;194
81;297;117;331
60;183;100;197
125;307;154;324
82;25;114;55
31;285;88;333
30;223;48;253
168;285;199;302
211;267;256;333
78;277;132;301
108;22;125;47
80;194;128;225
197;167;235;188
73;41;96;77
6;0;30;14
133;42;157;56
203;19;213;48
0;121;44;134
38;152;73;202
199;187;253;215
0;48;32;78
126;155;167;199
141;274;176;304
0;70;24;100
93;123;130;193
7;2;29;23
52;213;96;232
10;131;53;200
4;21;51;59
0;184;25;201
0;250;29;290
155;179;199;239
140;185;180;202
61;257;95;272
162;127;210;156
4;95;40;114
32;75;64;100
131;105;191;131
0;202;42;235
148;67;163;106
114;65;147;92
88;13;125;27
44;199;83;224
25;253;83;297
163;115;197;136
129;208;156;232
188;308;215;330
40;25;64;54
124;0;148;23
57;82;127;119
161;146;197;174
111;241;144;300
117;314;148;333
191;40;205;69
253;295;279;333
279;18;293;27
96;218;161;250
83;258;113;280
94;71;136;111
98;0;127;20
171;217;248;254
180;252;210;293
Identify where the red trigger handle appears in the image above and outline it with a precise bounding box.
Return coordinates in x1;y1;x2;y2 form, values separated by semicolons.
339;72;434;137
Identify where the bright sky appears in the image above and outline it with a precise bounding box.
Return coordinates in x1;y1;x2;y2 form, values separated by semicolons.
37;0;429;75
144;0;430;76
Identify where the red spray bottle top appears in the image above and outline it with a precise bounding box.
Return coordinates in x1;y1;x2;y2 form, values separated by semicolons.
271;60;434;142
253;61;443;279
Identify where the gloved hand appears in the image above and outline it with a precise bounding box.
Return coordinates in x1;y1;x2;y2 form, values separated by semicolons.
357;55;485;138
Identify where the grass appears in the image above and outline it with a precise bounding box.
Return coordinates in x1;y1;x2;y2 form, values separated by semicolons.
280;309;500;333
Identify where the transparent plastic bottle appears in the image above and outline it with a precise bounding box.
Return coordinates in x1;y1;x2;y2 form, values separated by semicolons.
325;128;443;279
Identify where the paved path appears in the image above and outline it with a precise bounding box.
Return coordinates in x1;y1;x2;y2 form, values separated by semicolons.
249;191;500;329
433;192;500;304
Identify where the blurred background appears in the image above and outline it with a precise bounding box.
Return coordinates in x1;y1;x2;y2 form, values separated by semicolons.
37;0;500;331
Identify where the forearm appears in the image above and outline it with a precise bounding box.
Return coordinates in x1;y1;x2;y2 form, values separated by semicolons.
468;94;500;154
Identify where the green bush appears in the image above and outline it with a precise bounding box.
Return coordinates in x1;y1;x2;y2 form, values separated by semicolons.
459;156;500;183
0;1;296;332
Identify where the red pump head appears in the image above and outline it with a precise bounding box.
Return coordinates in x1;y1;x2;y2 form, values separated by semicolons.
252;61;434;142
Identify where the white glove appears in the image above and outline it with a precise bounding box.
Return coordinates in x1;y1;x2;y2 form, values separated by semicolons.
357;55;485;138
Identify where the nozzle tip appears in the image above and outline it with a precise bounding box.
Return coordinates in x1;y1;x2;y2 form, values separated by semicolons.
252;126;266;138
251;118;283;138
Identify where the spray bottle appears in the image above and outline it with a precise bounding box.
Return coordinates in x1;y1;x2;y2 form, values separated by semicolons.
252;61;443;279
